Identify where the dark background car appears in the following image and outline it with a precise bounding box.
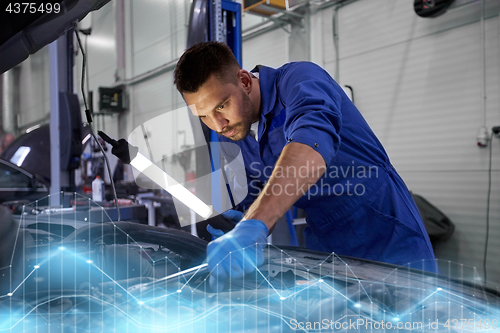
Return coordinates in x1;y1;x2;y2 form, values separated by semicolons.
1;123;67;184
0;158;49;204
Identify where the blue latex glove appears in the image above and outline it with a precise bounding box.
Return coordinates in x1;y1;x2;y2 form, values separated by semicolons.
206;224;225;239
207;210;245;240
207;219;268;292
221;209;244;224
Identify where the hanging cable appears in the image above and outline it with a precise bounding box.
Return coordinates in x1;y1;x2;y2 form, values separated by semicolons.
84;34;91;111
74;26;121;222
75;29;88;111
480;0;486;128
483;131;494;286
332;5;340;82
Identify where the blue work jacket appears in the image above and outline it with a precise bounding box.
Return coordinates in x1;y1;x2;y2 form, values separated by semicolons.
218;62;437;273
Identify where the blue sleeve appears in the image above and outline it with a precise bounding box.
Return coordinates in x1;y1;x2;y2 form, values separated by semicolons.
277;62;342;166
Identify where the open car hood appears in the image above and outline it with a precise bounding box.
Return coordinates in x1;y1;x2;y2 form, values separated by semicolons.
0;0;110;74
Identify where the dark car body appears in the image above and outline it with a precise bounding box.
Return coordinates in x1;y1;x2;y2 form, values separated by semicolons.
0;200;499;333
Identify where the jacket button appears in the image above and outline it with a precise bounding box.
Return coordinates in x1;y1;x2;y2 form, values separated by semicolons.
314;143;319;148
288;138;293;142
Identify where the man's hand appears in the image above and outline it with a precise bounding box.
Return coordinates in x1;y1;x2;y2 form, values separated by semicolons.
221;209;244;224
206;210;245;240
207;219;268;292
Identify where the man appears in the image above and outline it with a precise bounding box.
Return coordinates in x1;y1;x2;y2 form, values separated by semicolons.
0;131;15;154
174;42;437;290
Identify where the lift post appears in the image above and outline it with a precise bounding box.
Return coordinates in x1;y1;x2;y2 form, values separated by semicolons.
209;0;242;213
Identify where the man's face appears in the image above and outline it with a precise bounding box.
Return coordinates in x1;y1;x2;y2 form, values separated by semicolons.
183;74;256;142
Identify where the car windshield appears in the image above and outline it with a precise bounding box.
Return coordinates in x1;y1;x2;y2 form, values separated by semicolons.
0;160;32;188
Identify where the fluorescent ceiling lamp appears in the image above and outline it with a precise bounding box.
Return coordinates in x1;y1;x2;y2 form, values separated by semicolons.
82;133;91;145
25;124;41;133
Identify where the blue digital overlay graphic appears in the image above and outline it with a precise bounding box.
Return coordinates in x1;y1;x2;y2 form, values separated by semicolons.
0;193;499;332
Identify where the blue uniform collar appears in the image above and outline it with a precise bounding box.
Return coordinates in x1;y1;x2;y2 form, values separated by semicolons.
252;65;278;118
252;65;280;140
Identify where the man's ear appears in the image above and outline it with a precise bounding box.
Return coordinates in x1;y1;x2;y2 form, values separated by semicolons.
237;69;253;93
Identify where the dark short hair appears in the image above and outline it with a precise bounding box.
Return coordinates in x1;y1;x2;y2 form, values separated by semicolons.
174;42;241;93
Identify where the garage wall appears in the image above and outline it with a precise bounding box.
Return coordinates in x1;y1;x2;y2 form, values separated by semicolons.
130;0;187;76
73;1;119;138
317;0;500;287
15;46;51;130
128;0;189;125
125;0;194;185
242;27;289;70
